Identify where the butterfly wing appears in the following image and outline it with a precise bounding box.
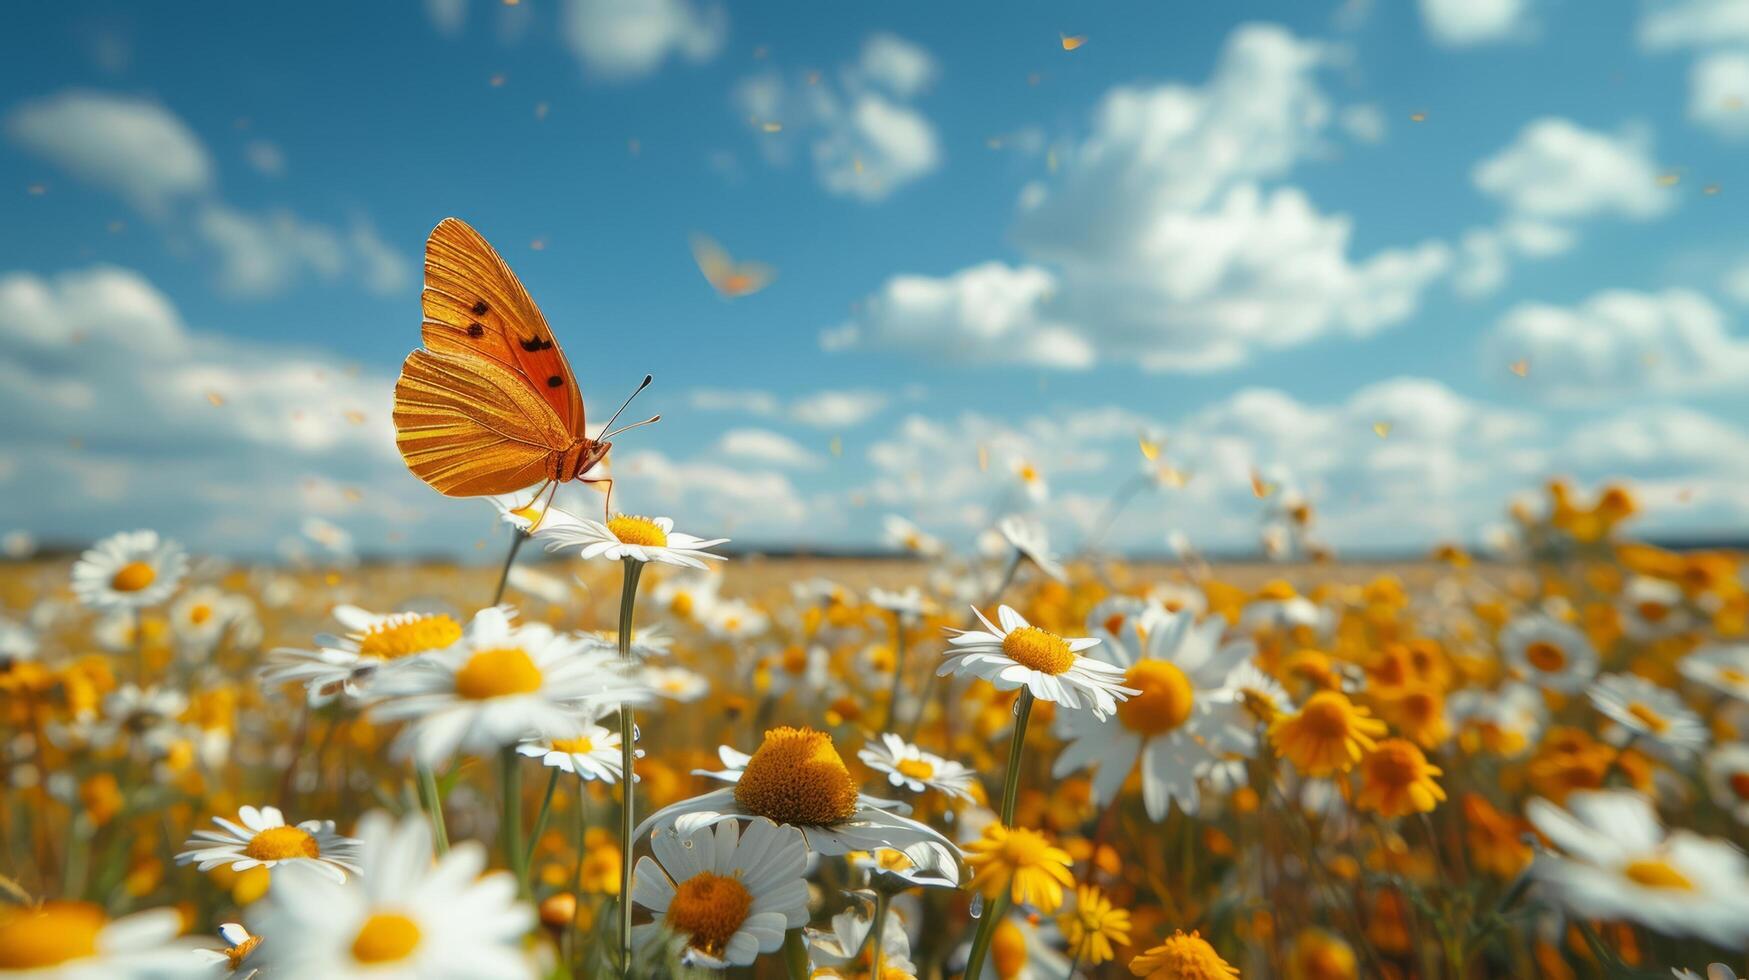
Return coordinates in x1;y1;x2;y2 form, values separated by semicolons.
420;217;586;435
393;349;572;496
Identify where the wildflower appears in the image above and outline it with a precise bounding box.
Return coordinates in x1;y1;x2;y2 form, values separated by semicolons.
70;529;188;611
854;840;962;892
1128;930;1239;979
1054;607;1255;818
808;904;918;979
631;817;808;968
1587;672;1708;760
1268;690;1386;777
883;514;946;558
516;719;628;783
858;732;976;800
178;804;361;882
1526;789;1749;947
1448;682;1544;757
942;605;1134;720
1057;884;1131;966
1285;927;1354;980
973;914;1072;980
1679;645;1749;704
1462;793;1533;878
868;585;930;619
636;727;960;858
192;922;262;977
0;901;200;977
997;515;1066;582
261;605;466;705
1354;738;1446;819
1499;615;1598;693
538;512;727;568
369;607;637;766
1619;575;1690;641
246;811;533;977
642;664;709;702
963;823;1074;913
1703;742;1749;824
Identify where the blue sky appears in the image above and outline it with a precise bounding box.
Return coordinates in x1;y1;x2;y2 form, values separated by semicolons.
3;0;1749;559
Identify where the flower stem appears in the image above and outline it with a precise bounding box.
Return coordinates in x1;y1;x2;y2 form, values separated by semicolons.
525;767;561;871
416;764;449;855
492;530;527;606
883;614;908;731
867;890;890;980
569;785;590;976
960;688;1034;979
782;926;811;979
500;746;527;899
614;557;645;977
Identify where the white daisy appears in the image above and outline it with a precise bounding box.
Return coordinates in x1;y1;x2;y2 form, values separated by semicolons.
1499;614;1599;693
869;586;930;620
702;598;769;640
631;817;809;969
516;720;627;783
643;664;710;703
0;615;38;669
858;733;976;801
853;840;963;893
1620;575;1692;641
178;804;361;882
260;605;467;706
191;922;261;979
89;684;187;756
538;513;727;569
246;811;534;979
1053;607;1255;819
1703;742;1749;825
635;727;961;859
648;566;723;622
808;903;918;979
1448;682;1546;757
70;529;188;612
996;516;1065;582
167;586;246;657
940;606;1135;720
1680;645;1749;704
1587;673;1708;760
368;607;638;766
883;515;946;558
0;902;204;978
1526;789;1749;947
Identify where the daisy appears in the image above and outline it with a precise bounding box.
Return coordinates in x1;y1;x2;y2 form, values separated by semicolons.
883;514;946;558
1128;930;1239;980
997;516;1066;582
1268;690;1387;778
963;823;1074;913
631;817;809;969
1619;575;1692;640
635;727;960;858
1499;614;1598;693
369;608;638;766
1052;607;1255;818
1703;742;1749;824
1009;457;1050;503
70;529;188;611
858;732;976;801
261;605;466;706
1587;673;1708;760
941;606;1135;720
516;720;627;783
0;901;203;978
178;804;361;882
1448;682;1545;757
191;922;262;979
808;903;919;980
702;597;769;640
869;585;930;620
88;684;187;756
538;513;727;569
246;811;534;978
1353;738;1446;819
1526;789;1749;947
167;586;243;656
648;566;723;621
643;664;709;702
854;840;963;893
1680;645;1749;703
957;914;1070;980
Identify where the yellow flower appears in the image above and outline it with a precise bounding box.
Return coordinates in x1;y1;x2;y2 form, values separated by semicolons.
1354;738;1446;819
1285;927;1355;980
1057;884;1131;966
1128;930;1239;979
964;823;1075;913
1268;690;1386;777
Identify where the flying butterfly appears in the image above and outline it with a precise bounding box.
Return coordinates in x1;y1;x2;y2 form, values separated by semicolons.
689;232;775;299
1060;33;1087;50
392;217;657;517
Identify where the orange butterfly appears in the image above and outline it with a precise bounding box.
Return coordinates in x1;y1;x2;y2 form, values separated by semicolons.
689;232;775;298
393;218;656;514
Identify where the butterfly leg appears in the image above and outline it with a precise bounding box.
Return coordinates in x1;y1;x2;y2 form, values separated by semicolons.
580;475;615;521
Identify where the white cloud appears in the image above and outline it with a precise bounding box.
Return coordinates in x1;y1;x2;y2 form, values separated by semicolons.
1637;1;1749;140
615;450;810;532
858;33;937;98
195;206;410;298
1485;288;1749;398
561;0;725;81
1569;405;1749;470
1417;0;1537;46
714;428;823;469
832;262;1092;369
1339;103;1386;144
688;388;782;416
425;0;468;35
6;90;211;213
1690;51;1749;138
1473;117;1672;222
245;139;285;177
789;390;888;428
1723;256;1749;305
1639;0;1749;51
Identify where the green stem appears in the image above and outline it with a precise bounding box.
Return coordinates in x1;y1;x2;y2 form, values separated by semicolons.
500;746;527;899
614;558;645;977
570;786;589;975
782;926;811;979
417;764;449;855
492;531;528;606
883;615;908;731
867;891;890;980
525;767;561;871
961;688;1034;980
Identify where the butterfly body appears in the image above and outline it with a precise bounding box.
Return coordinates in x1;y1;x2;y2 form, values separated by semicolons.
393;218;652;505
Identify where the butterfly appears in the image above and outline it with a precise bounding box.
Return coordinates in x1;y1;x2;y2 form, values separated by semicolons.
1060;33;1087;50
690;232;775;298
393;218;657;515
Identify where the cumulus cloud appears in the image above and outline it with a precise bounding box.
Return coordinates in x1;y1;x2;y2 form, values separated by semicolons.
1484;288;1749;399
1473;117;1672;222
615;449;812;533
1417;0;1538;46
830;24;1451;372
687;386;892;428
1637;0;1749;140
1689;51;1749;138
6;90;212;213
196;205;410;298
714;428;823;469
562;0;725;81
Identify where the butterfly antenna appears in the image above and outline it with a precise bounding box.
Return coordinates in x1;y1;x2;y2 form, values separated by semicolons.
597;375;652;437
602;414;661;440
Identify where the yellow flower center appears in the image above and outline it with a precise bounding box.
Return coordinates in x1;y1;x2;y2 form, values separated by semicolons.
733;727;859;826
552;735;595;754
608;515;668;547
357;614;463;660
110;561;157;593
670;591;695;618
1730;772;1749;800
1131;930;1238;980
189;603;214;625
1636;601;1671;623
1366;741;1423;788
1625;702;1670;734
1297;692;1358;739
351;911;422;963
454;647;543;699
244;825;320;861
1622;858;1694;891
1720;667;1748;685
896;757;935;781
781;645;809;675
992;918;1029;979
1258;580;1297;601
0;901;105;968
225;934;262;969
1002;626;1075;675
666;871;753;956
511;504;546;529
997;826;1054;866
1524;641;1566;673
1017;463;1040;484
1116;659;1195;735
